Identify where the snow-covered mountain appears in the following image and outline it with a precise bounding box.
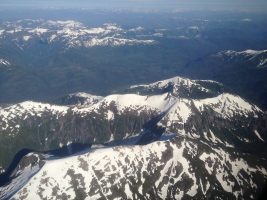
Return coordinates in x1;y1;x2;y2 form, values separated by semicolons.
0;19;155;50
183;48;267;112
213;49;267;68
0;76;267;199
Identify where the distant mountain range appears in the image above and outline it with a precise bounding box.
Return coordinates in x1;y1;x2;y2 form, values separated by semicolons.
0;19;155;50
0;17;267;111
0;76;266;199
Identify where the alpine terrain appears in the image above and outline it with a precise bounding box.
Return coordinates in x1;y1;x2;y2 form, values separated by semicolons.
0;76;267;199
1;14;267;111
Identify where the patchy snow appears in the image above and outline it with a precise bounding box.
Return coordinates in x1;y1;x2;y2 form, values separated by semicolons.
46;20;85;29
224;141;234;148
203;132;210;141
153;33;163;37
83;36;155;47
242;18;251;22
198;79;223;85
242;49;266;55
23;35;31;41
49;34;57;42
0;59;10;66
106;110;114;121
200;149;252;194
28;27;48;34
1;133;266;199
129;76;216;96
258;58;267;68
0;19;157;49
0;101;69;131
69;93;103;109
178;35;188;39
0;74;266;199
104;23;123;31
209;129;216;143
128;26;144;32
194;93;261;118
83;28;105;34
218;49;267;62
158;131;177;141
6;30;14;34
188;26;199;29
257;166;267;175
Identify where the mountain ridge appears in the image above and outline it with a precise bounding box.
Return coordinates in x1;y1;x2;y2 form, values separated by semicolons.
0;76;266;199
1;132;266;199
0;76;267;199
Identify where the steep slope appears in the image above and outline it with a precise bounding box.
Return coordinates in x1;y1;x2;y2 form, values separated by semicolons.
1;133;267;199
0;76;266;193
183;49;267;110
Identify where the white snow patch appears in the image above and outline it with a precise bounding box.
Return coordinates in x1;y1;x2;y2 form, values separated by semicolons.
28;28;48;34
258;58;267;68
224;141;234;148
106;110;114;121
256;166;267;175
0;59;10;66
49;34;57;42
23;36;31;41
83;28;105;34
209;129;216;143
242;18;251;21
188;26;199;29
222;49;267;60
254;130;265;142
203;132;210;141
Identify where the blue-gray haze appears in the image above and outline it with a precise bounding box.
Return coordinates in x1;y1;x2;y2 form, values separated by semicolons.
1;0;267;11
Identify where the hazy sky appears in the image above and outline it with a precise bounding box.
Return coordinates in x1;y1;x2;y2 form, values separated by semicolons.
1;0;267;11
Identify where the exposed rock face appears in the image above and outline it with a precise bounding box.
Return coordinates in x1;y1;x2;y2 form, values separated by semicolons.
0;152;46;200
10;153;45;178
